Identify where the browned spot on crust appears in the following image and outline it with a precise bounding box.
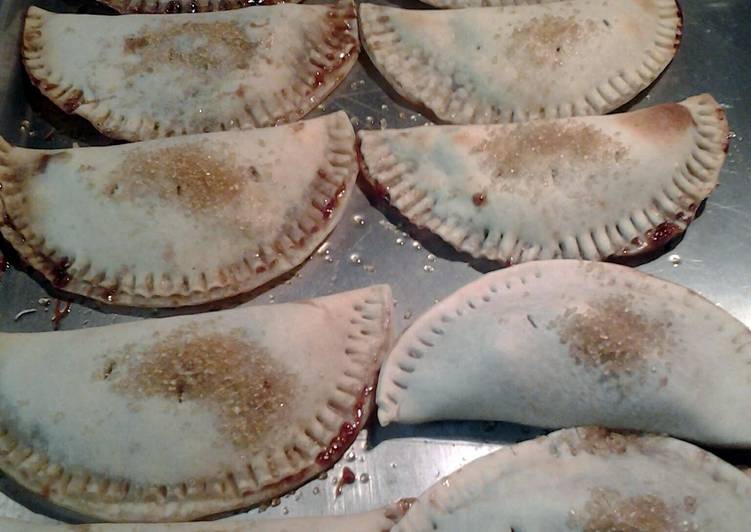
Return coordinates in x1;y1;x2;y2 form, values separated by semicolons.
633;0;659;14
550;295;668;380
508;15;598;67
569;486;696;531
472;192;486;206
123;22;258;73
385;498;417;522
105;143;251;214
474;122;628;200
107;325;294;448
565;427;644;457
618;104;696;142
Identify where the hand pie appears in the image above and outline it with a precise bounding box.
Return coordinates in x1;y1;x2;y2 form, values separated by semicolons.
377;260;751;446
99;0;301;15
0;285;392;522
359;0;681;123
0;112;356;308
22;2;357;141
359;95;728;264
395;428;751;531
0;501;410;530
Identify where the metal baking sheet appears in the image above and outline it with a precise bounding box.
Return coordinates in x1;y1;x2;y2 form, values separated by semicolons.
0;0;749;524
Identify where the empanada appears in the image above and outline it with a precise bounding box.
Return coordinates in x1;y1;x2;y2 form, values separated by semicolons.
359;95;728;264
359;0;682;123
0;501;410;530
99;0;300;15
23;2;357;141
0;285;392;522
377;260;751;446
0;113;356;308
395;428;751;531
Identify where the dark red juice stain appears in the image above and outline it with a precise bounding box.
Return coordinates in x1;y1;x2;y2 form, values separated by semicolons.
52;256;72;287
319;181;347;221
647;221;680;247
335;466;356;497
315;385;372;468
51;300;71;331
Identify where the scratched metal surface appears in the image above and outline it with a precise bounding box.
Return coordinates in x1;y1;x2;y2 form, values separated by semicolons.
0;0;749;525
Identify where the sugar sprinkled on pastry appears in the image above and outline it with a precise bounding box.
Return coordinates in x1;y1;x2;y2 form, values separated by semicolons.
359;95;728;264
359;0;681;123
99;0;300;15
395;428;751;531
23;2;357;140
377;260;751;447
0;112;356;307
0;286;392;522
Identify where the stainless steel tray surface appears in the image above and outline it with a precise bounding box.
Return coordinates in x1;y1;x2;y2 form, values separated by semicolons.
0;0;749;524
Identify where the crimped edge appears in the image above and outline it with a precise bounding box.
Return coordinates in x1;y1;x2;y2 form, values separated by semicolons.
395;428;751;531
359;0;683;124
375;260;750;428
0;498;412;529
22;1;359;141
0;285;393;522
0;112;358;308
100;0;300;15
359;94;729;265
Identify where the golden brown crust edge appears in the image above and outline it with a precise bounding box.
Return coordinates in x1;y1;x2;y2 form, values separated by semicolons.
357;94;729;265
21;1;359;141
0;286;393;522
0;115;358;308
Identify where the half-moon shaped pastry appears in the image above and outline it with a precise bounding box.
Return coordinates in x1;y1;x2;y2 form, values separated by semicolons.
22;2;357;141
359;95;728;264
0;112;356;307
395;428;751;531
377;261;751;447
0;285;392;522
99;0;300;16
0;501;410;530
359;0;682;123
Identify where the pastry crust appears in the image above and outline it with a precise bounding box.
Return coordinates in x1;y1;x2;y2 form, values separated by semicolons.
0;286;393;522
422;0;568;9
0;112;357;308
377;260;751;446
22;2;358;141
359;95;728;264
99;0;301;15
0;500;411;530
359;0;682;123
395;428;751;531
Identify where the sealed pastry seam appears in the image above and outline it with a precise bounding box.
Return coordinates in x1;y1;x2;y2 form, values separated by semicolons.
394;428;751;531
359;95;728;264
22;2;358;141
0;286;392;522
376;260;751;446
0;498;411;529
377;265;539;424
0;112;357;307
359;0;681;123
